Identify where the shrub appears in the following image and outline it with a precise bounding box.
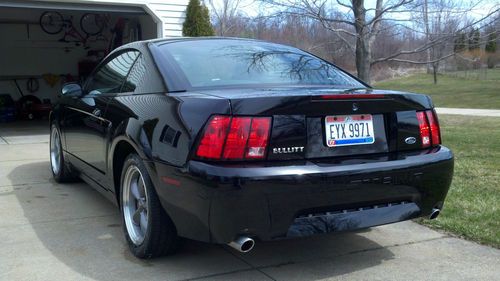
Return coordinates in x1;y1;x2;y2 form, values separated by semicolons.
182;0;215;37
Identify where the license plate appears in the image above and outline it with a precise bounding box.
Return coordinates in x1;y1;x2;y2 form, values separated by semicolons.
325;114;375;147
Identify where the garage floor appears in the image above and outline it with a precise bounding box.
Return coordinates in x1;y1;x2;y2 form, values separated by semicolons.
0;125;499;280
0;120;49;145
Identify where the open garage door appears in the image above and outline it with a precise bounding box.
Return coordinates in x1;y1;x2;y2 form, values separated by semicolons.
0;1;158;142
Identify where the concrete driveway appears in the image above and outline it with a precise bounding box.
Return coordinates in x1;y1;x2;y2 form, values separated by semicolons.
1;121;499;281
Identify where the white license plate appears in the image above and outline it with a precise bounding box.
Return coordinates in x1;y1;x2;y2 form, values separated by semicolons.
325;114;375;147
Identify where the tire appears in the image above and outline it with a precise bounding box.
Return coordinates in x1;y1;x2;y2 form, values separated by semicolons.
50;124;77;182
80;13;105;36
120;153;180;258
40;11;64;35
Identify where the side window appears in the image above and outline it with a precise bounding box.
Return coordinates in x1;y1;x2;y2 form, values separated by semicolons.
85;51;139;95
121;54;146;93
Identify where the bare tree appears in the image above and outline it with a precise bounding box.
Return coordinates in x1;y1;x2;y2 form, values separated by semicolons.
208;0;245;36
417;0;463;83
259;0;499;84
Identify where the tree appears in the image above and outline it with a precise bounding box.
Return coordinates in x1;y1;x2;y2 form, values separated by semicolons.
183;0;215;37
208;0;244;36
485;28;497;69
468;28;480;51
418;0;463;84
485;31;497;53
454;32;466;53
258;0;497;84
259;0;418;84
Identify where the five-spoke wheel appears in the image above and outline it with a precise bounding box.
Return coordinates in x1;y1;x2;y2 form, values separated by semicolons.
50;124;76;182
120;153;180;258
50;126;62;176
122;165;149;245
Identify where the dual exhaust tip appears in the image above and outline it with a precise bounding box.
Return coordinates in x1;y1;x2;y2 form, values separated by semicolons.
228;236;255;253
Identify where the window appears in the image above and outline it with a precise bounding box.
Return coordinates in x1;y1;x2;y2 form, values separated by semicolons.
85;51;139;95
158;40;364;89
121;54;146;92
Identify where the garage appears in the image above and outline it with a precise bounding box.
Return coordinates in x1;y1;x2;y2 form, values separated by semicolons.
0;0;186;144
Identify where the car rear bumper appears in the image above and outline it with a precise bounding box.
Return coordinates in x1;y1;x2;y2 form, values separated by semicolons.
153;146;453;244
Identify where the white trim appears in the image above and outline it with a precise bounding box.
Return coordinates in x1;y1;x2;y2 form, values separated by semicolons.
143;3;163;38
0;0;188;38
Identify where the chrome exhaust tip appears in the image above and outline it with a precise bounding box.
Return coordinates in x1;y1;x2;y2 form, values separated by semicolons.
429;208;441;220
228;237;255;253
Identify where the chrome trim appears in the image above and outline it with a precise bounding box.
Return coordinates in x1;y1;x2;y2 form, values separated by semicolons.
66;106;108;123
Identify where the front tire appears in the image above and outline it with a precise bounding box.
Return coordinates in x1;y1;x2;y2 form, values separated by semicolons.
50;124;77;182
120;153;179;258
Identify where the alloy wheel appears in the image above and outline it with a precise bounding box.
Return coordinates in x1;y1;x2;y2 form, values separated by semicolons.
122;165;149;245
50;127;61;175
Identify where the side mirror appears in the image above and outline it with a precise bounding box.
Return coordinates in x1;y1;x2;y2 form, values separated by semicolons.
61;83;83;98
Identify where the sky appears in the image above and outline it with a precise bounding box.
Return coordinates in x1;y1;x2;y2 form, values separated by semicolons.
209;0;499;20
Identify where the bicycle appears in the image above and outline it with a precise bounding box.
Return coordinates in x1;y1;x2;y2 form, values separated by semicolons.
39;11;106;48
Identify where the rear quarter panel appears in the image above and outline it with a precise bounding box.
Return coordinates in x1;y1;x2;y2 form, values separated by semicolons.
105;93;230;241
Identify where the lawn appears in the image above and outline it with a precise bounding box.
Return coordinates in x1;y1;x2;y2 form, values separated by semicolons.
374;69;500;109
417;115;500;248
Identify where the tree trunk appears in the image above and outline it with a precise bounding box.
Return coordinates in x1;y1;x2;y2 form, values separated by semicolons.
355;39;372;84
423;0;432;74
432;62;438;84
352;0;372;84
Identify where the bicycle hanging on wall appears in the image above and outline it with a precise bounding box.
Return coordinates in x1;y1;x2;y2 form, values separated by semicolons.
39;11;106;48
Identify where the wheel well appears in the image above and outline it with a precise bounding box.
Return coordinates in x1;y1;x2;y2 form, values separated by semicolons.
112;140;136;206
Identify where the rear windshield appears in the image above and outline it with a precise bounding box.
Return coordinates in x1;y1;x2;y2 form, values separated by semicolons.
158;39;364;88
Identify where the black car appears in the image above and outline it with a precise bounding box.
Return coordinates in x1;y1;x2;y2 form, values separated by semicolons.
50;38;453;258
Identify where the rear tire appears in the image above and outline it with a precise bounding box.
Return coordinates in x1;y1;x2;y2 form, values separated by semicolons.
40;11;64;35
50;124;77;182
120;153;180;258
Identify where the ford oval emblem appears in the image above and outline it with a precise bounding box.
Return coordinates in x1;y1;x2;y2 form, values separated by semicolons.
405;137;417;145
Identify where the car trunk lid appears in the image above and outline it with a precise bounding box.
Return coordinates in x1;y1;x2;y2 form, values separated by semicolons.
193;87;434;161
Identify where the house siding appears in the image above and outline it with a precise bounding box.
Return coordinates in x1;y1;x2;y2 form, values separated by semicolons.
146;0;187;37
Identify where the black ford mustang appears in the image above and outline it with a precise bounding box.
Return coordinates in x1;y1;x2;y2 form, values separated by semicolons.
50;38;453;258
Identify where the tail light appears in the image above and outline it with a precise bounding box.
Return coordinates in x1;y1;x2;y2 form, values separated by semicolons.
195;116;231;159
416;110;441;148
195;115;272;160
425;110;441;145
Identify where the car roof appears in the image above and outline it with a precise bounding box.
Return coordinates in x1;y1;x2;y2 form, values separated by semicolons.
149;37;264;46
114;37;264;53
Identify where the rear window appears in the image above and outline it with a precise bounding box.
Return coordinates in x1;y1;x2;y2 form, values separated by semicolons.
158;40;364;88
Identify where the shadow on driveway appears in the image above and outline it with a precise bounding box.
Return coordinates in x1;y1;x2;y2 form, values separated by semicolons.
7;161;394;280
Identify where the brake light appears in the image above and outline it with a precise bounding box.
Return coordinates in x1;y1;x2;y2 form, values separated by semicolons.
195;116;231;159
222;117;251;159
317;94;385;100
196;115;272;160
416;110;441;148
425;110;441;145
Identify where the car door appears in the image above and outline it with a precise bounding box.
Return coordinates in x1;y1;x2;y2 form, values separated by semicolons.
63;50;139;184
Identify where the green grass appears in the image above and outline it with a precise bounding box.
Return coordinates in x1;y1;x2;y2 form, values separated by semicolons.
375;69;500;109
418;115;500;248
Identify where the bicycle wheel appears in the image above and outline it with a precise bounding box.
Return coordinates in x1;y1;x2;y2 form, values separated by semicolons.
80;13;105;36
40;11;64;35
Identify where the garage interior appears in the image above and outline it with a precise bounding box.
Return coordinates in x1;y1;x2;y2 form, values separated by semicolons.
0;2;158;144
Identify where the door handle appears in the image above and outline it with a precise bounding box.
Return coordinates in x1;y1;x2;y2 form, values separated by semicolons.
92;108;101;117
